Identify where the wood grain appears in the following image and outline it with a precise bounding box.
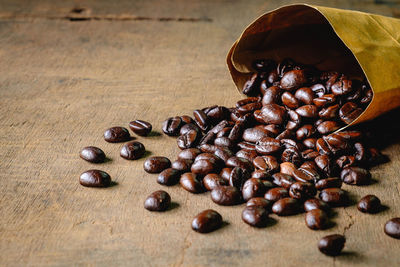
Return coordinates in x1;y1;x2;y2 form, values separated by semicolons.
0;0;399;266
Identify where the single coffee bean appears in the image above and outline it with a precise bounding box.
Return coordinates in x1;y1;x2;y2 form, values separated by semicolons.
339;102;363;124
281;147;302;166
211;185;242;206
203;173;227;191
261;104;287;125
180;172;204;193
314;155;335;177
171;159;193;172
229;167;251;190
180;123;200;136
251;169;271;180
226;156;253;171
280;162;297;177
129;120;152;136
253;156;279;173
318;234;346;256
242;73;261;96
120;141;145;160
315;177;342;190
79;170;111;187
191;159;218;176
265;187;289;202
289;182;316;200
340;167;371;185
206;106;230;124
354;142;367;162
237;141;256;151
384;218;400;239
323;133;350;155
220;167;233;182
217;127;233;138
178;148;201;161
295;87;314;105
331;79;353;95
336;155;356;169
303;138;317;149
80;146;105;163
317;121;341;135
305;209;328;230
310;83;327;98
177;129;200;149
357;195;381;213
304;198;330;212
246;197;272;209
237;102;262;116
242;206;269;227
143;156;171;173
236;149;258;162
242;178;267;201
272;173;296;189
319;188;348;207
313;94;336;108
295;105;318;118
214;136;234;149
193;109;210;132
104;126;130;143
292;167;318;183
319;104;339;120
281;91;299;109
262;86;281;105
162;116;183;136
157;168;181;186
301;149;319;161
271;197;300;216
255;137;281;155
296;124;316;140
192;209;223;233
180;115;194;124
280;69;307;90
242;126;272;143
144;190;171;211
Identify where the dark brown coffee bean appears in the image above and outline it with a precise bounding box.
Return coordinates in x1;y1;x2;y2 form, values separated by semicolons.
255;137;281;155
292;167;319;183
317;121;341;135
357;195;381;213
310;84;327;98
265;187;289;202
384;218;400;239
336;130;362;140
242;126;273;143
247;197;272;209
314;155;335;177
262;86;281;105
143;156;171;173
216;127;232;138
316;138;332;155
242;206;269;227
280;162;297;177
253;156;279;173
236;97;260;108
237;141;256;151
157;168;181;186
340;167;371;185
171;159;193;172
277;58;297;77
235;149;256;162
195;153;221;163
120;141;145;160
203;174;227;191
303;138;317;149
277;129;294;141
243;73;261;96
295;87;314;105
251;169;272;180
211;186;242;206
331;79;353;95
289;182;316;200
237;102;262;116
214;136;234;149
304;198;330;212
226;157;253;171
80;146;105;163
281;92;299;109
192;209;223;233
296;124;316;140
104;127;130;143
272;197;300;216
178;148;201;161
360;88;373;104
177;129;200;149
162;116;183;136
261;104;286;125
354;142;367;162
180;115;193;124
228;121;245;142
214;147;234;162
220;168;233;182
319;188;348;207
79;170;111;187
318;234;346;256
280;69;307;90
179;123;200;136
191;159;218;176
242;178;267;201
336;155;356;169
129;120;152;136
339;102;363;124
265;124;282;136
206;106;230;124
305;209;328;230
295;105;318;118
281;147;302;166
199;143;218;153
180;172;203;193
272;173;296;189
315;178;342;190
313;94;336;108
324;133;350;155
193;109;210;131
301;149;319;161
229;167;251;190
144;190;171;211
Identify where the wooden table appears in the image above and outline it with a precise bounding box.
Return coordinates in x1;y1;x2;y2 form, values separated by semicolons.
1;0;400;266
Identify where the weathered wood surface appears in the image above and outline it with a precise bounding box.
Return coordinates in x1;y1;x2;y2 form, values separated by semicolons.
0;0;400;266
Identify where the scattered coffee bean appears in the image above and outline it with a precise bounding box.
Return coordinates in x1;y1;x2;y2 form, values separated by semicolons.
357;195;381;213
180;172;203;193
242;206;269;227
157;168;181;186
211;186;242;206
305;209;328;230
80;146;105;163
203;174;227;191
192;209;223;233
272;197;300;216
304;198;330;212
129;120;152;136
79;170;111;187
384;218;400;239
171;159;193;172
104;127;130;143
162;116;183;136
318;234;346;256
143;156;171;173
144;190;171;211
242;178;267;201
178;148;201;161
341;167;371;185
289;182;316;200
319;188;348;207
120;141;145;160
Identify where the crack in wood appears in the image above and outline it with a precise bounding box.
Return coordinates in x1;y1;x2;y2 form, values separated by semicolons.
175;231;191;267
342;208;355;236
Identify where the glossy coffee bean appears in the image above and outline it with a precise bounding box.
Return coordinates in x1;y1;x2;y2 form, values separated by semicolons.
280;69;307;90
265;187;289;202
229;167;251;190
314;155;335;177
178;148;201;161
143;156;171;173
339;102;363;124
79;170;111;187
251;169;271;180
129;120;152;136
177;129;200;149
253;156;279;173
193;109;210;131
236;149;258;162
191;159;218;176
80;146;105;163
281;92;299;109
242;126;272;143
272;173;296;189
242;178;267;201
296;124;316;140
262;86;281;105
246;197;272;209
317;121;341;134
340;167;371;185
180;115;194;124
104;127;130;143
289;182;316;200
261;104;286;125
280;162;297;177
157;168;181;186
242;206;269;227
180;123;200;136
313;94;336;108
203;174;227;191
120;141;145;160
180;172;203;193
319;188;348;207
315;178;342;190
220;168;233;182
357;195;381;213
144;190;171;211
255;137;281;155
272;197;300;216
171;159;192;172
226;157;253;171
211;186;242;206
305;209;328;230
331;79;353;95
295;87;314;104
319;104;339;120
192;209;223;233
162;116;183;136
384;218;400;239
318;234;346;256
295;105;318;118
304;198;330;212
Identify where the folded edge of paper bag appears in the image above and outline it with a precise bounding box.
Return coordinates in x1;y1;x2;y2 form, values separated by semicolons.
227;4;400;126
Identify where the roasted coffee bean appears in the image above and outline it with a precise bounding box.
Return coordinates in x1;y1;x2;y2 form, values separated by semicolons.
384;218;400;239
237;141;256;151
236;97;260;108
272;173;296;189
129;120;152;136
229;167;251;190
277;58;297;77
321;72;341;90
357;195;381;213
336;155;356;169
303;138;317;149
280;162;297;177
253;109;265;123
361;88;373;104
199;143;218;153
255;137;281;155
220;167;233;182
318;234;346;256
300;161;318;171
251;169;271;180
120;141;145;160
289;182;316;200
237;102;262;116
336;130;362;140
195;152;222;164
193;109;210;131
310;83;327;98
324;134;350;154
203;174;227;191
226;157;253;171
206;106;230;124
281;92;299;109
277;129;293;141
313;94;336;108
280;69;307;90
242;206;269;227
261;104;286;125
340;167;371;185
228;121;245;142
178;148;201;161
215;147;234;162
262;86;281;105
144;190;171;211
79;170;111;187
339;102;363;124
162;116;183;136
315;177;342;190
104;127;130;143
319;104;339;120
143;156;171;173
319;188;348;207
295;105;318;118
281;147;302;166
214;137;234;149
292;167;319;183
247;197;272;209
305;209;328;230
80;146;105;163
265;124;282;136
265;187;289;202
180;123;200;136
253;156;279;173
191;159;218;176
242;126;272;143
317;121;341;134
304;198;330;212
211;186;242;206
242;178;267;201
180;172;203;193
192;209;223;233
243;73;261;96
354;142;366;162
296;125;316;140
180;115;194;124
235;149;257;162
331;79;353;95
301;149;319;161
177;129;200;149
171;159;193;172
314;155;335;177
216;127;232;138
295;87;314;105
157;168;181;186
272;197;300;216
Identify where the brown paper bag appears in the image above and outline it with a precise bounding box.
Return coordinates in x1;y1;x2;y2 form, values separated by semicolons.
227;4;400;126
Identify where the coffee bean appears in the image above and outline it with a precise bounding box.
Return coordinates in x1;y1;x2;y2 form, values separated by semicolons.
253;156;279;173
280;162;297;177
289;182;316;200
265;187;289;202
305;209;328;230
157;168;181;186
295;105;318;118
313;94;336;108
315;177;342;190
242;126;272;143
79;170;111;187
281;92;299;109
319;104;339;120
280;69;307;90
211;186;242;206
226;157;253;171
180;123;200;136
261;104;287;125
214;136;234;149
80;146;105;163
193;109;210;131
303;138;317;149
206;106;230;124
237;102;262;116
262;86;281;105
295;87;314;104
319;188;348;207
304;198;330;212
314;155;335;177
331;79;353;95
180;115;194;124
339;102;363;124
292;167;319;183
229;167;251;190
162;116;183;136
317;121;341;134
237;141;256;151
318;234;346;256
354;142;367;162
203;173;227;191
242;178;267;201
129;120;152;136
340;167;371;185
120;141;145;160
235;149;258;162
251;169;271;180
180;172;203;193
271;197;300;216
177;129;200;149
242;206;269;227
336;155;356;169
143;156;171;173
281;147;302;166
384;218;400;239
191;159;218;176
220;167;233;182
272;173;296;189
104;127;130;143
255;137;281;155
171;159;193;172
296;125;316;140
357;195;381;213
246;197;272;209
192;209;223;233
216;127;233;138
178;148;201;161
243;73;261;96
144;190;171;211
310;83;327;98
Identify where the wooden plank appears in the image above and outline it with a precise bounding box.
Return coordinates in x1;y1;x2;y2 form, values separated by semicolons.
0;0;399;266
